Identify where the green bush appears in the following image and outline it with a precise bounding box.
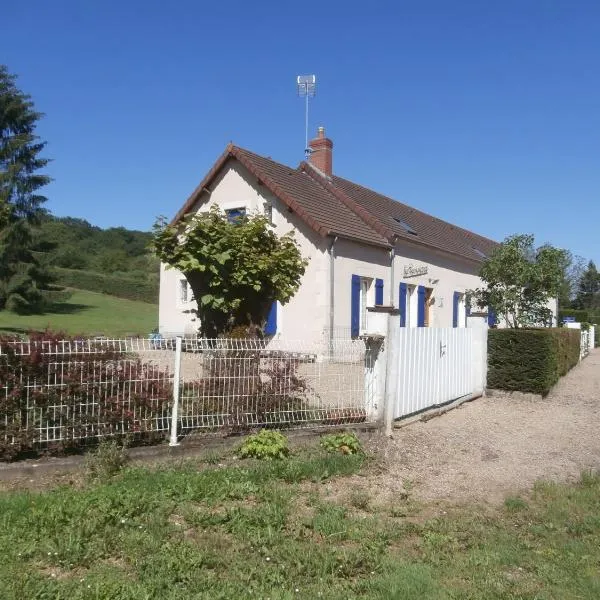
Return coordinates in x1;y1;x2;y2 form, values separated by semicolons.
238;430;289;460
559;309;590;324
53;267;158;303
320;431;363;455
488;328;580;396
559;309;600;328
84;438;129;481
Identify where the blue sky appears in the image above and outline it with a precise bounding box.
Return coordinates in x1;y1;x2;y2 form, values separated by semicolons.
3;1;599;261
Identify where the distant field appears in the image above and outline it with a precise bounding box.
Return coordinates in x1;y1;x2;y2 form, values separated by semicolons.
0;289;157;338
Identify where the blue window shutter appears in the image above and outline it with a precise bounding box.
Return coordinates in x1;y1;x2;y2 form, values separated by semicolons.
375;278;384;305
265;301;277;335
399;283;407;327
487;308;496;327
417;285;426;327
351;275;360;338
453;292;460;328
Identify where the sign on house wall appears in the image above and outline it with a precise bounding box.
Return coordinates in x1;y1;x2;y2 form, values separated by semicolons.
403;264;428;278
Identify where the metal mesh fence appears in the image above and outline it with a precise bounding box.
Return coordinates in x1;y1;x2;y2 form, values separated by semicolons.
0;334;370;456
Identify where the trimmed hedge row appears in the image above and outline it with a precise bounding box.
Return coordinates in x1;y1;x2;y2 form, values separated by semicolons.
488;328;581;396
53;267;158;304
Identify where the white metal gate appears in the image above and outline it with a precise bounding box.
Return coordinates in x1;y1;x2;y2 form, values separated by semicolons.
391;328;487;419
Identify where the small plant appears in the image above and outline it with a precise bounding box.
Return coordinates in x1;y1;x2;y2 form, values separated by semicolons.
349;490;370;511
504;496;529;512
85;438;129;481
238;430;289;460
320;431;363;455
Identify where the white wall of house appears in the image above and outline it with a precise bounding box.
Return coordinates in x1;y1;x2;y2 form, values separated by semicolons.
332;238;390;336
159;161;329;342
392;242;483;328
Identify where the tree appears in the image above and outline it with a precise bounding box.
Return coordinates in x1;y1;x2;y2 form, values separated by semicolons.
470;234;566;328
573;260;600;310
0;65;53;313
556;250;585;310
152;207;308;337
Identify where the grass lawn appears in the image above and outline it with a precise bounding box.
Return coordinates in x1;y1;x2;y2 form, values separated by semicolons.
0;289;158;338
1;447;599;599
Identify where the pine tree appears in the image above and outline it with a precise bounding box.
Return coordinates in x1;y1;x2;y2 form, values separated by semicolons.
574;260;600;310
0;65;53;313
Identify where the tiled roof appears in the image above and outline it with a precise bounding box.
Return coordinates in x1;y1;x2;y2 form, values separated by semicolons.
330;175;498;262
174;144;498;261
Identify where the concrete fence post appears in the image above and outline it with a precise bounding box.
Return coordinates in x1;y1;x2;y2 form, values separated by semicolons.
169;336;182;447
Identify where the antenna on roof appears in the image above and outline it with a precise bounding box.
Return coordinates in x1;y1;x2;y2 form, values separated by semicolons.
297;75;316;160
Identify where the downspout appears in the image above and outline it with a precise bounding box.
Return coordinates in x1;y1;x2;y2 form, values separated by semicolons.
328;235;338;355
389;244;396;306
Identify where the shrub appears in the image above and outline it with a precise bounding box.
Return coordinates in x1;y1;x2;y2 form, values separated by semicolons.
0;331;171;460
320;431;363;455
53;267;158;303
182;346;310;431
238;430;289;460
559;309;590;324
488;328;580;396
85;438;129;481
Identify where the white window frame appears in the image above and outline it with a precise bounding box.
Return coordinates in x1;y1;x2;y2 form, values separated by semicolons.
407;284;418;328
359;277;373;334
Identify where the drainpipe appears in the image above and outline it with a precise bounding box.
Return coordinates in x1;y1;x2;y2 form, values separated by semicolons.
389;246;396;306
328;236;338;355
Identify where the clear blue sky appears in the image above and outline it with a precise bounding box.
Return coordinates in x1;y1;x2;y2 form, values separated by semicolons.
3;1;599;262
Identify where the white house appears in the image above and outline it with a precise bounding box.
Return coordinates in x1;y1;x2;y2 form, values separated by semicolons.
159;127;542;342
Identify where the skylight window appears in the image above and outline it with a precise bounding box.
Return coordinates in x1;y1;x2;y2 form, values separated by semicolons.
472;247;487;259
393;217;417;236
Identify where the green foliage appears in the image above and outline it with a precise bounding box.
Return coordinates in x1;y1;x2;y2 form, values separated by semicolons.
238;430;289;460
84;438;129;482
153;206;308;336
320;431;364;455
488;328;580;395
0;330;169;459
573;260;600;310
559;308;592;323
0;455;599;598
0;65;55;314
53;267;158;303
471;234;565;328
37;214;159;283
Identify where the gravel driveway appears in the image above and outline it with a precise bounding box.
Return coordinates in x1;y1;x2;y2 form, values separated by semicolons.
332;349;600;506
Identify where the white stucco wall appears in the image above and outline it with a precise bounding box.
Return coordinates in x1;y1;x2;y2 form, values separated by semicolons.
332;238;390;335
159;161;329;342
330;238;486;334
392;242;483;328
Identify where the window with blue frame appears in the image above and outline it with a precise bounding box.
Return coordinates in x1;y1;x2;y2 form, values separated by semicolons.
225;207;246;224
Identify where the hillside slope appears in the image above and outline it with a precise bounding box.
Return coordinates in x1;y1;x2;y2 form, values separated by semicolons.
0;289;157;337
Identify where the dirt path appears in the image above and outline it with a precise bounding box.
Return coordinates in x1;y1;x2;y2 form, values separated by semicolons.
329;349;600;506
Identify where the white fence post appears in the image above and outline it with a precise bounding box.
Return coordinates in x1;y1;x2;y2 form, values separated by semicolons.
169;336;182;447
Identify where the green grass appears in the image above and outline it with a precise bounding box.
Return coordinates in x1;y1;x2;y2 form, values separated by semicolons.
0;289;157;337
1;451;600;599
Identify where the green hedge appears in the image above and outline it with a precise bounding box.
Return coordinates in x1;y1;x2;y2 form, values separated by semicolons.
488;328;581;396
53;267;158;304
559;309;600;326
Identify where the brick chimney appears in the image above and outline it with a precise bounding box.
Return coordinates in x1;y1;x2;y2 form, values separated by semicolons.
308;126;333;176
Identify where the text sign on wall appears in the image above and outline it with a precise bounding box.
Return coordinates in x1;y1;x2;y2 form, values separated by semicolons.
403;264;428;278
